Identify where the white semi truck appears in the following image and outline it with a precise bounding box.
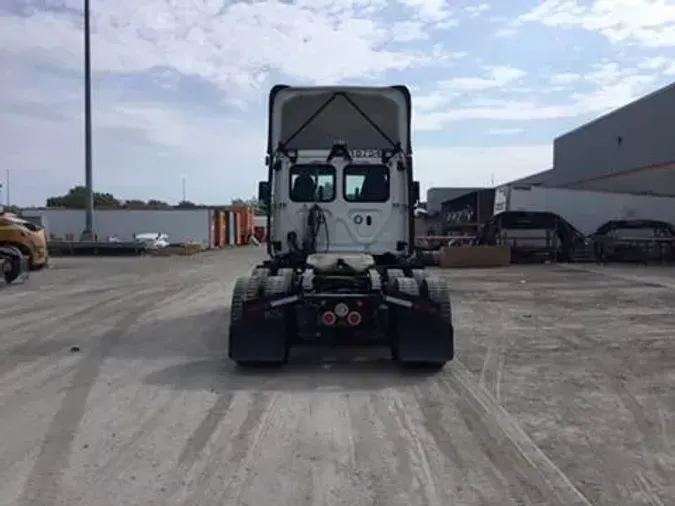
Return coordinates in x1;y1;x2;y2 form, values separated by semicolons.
228;85;454;369
494;184;675;235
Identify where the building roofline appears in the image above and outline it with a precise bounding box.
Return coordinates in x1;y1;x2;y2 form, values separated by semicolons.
555;80;675;141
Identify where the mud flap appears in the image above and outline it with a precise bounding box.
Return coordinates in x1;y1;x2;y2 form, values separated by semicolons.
387;295;454;364
229;302;290;363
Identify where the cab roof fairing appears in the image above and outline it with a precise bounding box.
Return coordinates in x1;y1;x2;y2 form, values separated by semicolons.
266;85;413;156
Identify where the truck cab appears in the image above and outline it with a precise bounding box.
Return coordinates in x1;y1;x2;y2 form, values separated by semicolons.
258;86;420;264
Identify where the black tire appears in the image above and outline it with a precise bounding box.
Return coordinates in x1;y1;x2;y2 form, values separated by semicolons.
264;274;292;296
411;268;428;287
394;276;451;371
387;268;405;281
424;276;452;323
1;246;24;285
392;275;419;296
231;275;287;367
276;268;295;290
251;266;271;279
230;276;261;322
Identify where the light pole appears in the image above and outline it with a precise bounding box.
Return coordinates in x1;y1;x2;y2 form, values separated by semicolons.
81;0;95;240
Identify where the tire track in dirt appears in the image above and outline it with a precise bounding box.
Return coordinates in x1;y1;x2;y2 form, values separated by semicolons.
17;276;207;506
346;392;423;506
441;360;593;506
217;393;287;506
387;391;444;506
176;393;236;469
415;382;516;505
479;344;506;404
178;392;277;506
561;326;673;504
560;264;675;290
0;288;137;380
68;390;190;506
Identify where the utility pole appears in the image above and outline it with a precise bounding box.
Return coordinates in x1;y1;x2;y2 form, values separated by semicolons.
81;0;95;240
5;169;9;207
182;176;187;202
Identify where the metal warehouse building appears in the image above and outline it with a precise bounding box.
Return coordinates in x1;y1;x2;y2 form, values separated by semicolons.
512;81;675;195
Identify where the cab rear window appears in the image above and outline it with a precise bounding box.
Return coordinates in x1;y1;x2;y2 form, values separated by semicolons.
289;164;335;202
344;164;389;202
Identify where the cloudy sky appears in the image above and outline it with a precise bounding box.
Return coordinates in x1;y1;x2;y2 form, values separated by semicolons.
2;0;675;206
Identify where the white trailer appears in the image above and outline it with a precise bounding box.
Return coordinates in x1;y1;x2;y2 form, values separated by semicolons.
493;185;675;235
20;209;214;247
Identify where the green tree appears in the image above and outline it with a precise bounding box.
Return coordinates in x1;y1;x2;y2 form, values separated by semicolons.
146;199;171;209
123;199;147;209
46;186;122;209
232;197;266;215
175;200;198;208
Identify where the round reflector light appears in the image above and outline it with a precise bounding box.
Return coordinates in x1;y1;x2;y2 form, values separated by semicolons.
334;303;349;318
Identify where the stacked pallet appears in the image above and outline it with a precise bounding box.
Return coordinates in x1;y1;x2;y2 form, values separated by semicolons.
439;245;511;268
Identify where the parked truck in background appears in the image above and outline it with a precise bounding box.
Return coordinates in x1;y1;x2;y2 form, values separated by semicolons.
493;185;675;235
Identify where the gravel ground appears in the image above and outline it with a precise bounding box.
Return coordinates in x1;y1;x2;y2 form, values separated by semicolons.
0;249;673;506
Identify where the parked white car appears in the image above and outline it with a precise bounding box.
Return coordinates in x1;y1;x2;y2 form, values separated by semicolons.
133;232;170;249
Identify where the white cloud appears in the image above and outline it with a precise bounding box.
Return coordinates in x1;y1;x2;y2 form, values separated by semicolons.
0;0;449;104
440;65;526;91
3;0;675;206
397;0;454;23
464;4;490;18
412;65;527;118
414;60;662;130
1;46;266;204
517;0;675;47
416;145;552;191
488;128;524;135
548;73;582;85
639;56;675;74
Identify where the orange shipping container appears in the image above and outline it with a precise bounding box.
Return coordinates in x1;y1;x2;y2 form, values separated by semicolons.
228;205;253;234
226;205;254;244
234;211;242;245
212;210;225;248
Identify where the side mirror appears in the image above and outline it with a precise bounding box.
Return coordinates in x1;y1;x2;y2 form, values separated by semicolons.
258;181;270;203
411;181;420;205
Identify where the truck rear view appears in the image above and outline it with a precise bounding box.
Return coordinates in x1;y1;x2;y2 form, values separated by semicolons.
227;85;454;370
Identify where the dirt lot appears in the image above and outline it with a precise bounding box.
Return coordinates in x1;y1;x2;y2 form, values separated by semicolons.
0;250;673;506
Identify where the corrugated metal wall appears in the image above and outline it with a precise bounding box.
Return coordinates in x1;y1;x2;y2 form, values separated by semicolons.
553;83;675;188
21;209;213;247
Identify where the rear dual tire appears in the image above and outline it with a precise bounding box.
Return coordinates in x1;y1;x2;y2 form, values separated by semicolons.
389;272;453;371
230;273;293;368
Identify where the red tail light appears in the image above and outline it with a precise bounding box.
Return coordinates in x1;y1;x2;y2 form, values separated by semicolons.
346;311;362;326
321;311;337;326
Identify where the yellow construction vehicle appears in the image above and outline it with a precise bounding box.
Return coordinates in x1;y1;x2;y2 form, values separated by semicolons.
0;212;47;283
